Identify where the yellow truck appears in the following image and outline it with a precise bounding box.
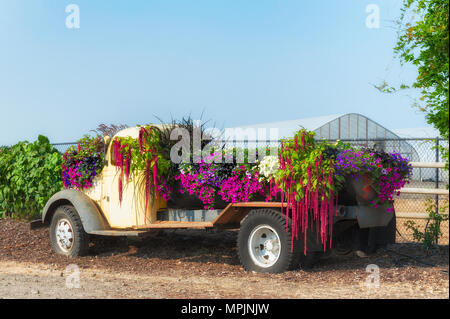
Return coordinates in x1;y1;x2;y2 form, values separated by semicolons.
41;127;396;273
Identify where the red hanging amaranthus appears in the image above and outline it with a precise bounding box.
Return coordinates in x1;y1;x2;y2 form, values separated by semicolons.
111;126;171;216
112;139;132;204
276;130;337;255
138;126;160;214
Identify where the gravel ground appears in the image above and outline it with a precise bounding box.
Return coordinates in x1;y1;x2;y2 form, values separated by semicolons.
0;219;448;299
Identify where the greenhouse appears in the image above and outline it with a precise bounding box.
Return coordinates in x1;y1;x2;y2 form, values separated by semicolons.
234;113;417;159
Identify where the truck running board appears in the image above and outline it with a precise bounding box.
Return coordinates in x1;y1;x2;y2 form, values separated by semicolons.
157;209;222;222
133;221;214;229
89;230;151;237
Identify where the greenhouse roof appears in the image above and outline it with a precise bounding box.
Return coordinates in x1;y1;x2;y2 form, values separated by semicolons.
391;127;441;139
230;113;440;142
235;114;345;139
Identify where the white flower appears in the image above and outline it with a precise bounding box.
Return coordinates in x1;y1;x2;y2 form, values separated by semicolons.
257;155;279;179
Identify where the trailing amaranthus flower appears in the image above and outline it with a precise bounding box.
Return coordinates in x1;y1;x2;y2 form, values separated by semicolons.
113;126;172;214
112;138;128;203
138;126;160;212
275;130;338;254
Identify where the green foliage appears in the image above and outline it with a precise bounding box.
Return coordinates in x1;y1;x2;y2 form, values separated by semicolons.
392;0;450;241
404;198;449;249
0;135;62;220
114;126;171;179
113;126;173;203
275;130;344;201
393;0;449;165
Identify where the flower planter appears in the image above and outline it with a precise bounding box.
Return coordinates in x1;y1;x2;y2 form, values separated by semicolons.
347;173;377;205
167;181;229;209
166;180;271;210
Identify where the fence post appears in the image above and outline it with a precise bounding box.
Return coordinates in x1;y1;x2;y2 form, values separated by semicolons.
435;137;439;214
435;137;440;245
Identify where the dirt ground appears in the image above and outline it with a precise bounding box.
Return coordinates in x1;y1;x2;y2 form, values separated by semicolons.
0;219;448;299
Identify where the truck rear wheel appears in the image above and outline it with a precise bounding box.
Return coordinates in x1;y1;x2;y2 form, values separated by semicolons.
50;205;89;257
238;209;302;273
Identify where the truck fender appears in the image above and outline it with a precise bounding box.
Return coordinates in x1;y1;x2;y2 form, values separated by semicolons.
341;204;394;228
42;189;110;233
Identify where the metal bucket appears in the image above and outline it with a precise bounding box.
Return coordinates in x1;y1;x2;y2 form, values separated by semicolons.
346;173;378;205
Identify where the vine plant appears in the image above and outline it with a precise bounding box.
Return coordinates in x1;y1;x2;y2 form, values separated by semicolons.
112;126;172;214
405;198;449;249
274;130;344;254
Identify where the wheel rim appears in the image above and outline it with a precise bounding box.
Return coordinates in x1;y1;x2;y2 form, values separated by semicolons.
55;218;74;252
248;225;281;268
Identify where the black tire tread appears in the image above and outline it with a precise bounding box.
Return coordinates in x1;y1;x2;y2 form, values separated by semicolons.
237;208;302;273
50;205;89;257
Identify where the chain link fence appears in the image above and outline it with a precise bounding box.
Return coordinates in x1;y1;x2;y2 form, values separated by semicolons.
52;137;449;244
323;137;449;245
51;142;77;154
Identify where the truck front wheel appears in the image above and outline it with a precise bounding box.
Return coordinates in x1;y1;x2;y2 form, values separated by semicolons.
238;209;301;273
50;205;89;257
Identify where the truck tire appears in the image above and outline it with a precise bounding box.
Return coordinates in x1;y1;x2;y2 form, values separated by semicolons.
50;205;89;257
238;209;302;273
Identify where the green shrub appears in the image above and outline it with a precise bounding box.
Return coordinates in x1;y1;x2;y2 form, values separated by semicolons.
404;198;449;249
0;135;62;220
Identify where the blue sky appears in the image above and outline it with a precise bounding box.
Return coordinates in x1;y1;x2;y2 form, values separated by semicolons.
0;0;428;145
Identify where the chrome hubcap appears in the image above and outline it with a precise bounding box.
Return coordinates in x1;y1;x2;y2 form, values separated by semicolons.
56;219;74;252
248;225;281;268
